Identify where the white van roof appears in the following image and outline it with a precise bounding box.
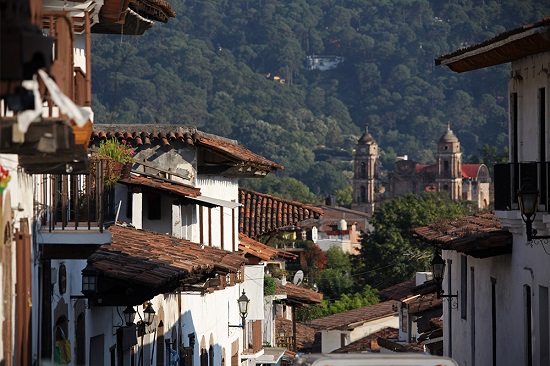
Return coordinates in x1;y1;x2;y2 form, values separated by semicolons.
293;353;459;366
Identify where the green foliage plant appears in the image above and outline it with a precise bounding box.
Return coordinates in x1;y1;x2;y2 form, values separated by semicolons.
264;276;277;296
97;138;135;164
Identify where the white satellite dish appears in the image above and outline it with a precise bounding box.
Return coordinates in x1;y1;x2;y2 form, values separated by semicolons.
292;270;304;286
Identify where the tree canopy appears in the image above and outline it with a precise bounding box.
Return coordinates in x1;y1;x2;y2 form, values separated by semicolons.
91;0;548;201
355;192;477;288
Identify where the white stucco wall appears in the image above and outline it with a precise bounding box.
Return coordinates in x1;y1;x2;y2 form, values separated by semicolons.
196;177;239;251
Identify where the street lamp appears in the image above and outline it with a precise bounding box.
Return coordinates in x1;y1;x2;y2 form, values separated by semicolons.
517;183;550;242
123;305;136;326
81;261;98;296
229;290;250;328
143;302;156;326
431;252;457;301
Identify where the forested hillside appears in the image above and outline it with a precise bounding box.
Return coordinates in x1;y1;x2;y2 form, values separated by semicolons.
91;0;550;202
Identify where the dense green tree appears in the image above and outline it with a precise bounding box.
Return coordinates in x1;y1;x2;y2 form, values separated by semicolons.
357;192;477;289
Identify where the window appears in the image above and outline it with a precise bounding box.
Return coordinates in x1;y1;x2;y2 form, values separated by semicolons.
360;162;366;178
460;255;467;319
540;286;550;365
510;92;518;163
525;285;533;366
360;186;366;202
401;305;408;333
491;277;497;366
147;192;161;220
126;190;133;219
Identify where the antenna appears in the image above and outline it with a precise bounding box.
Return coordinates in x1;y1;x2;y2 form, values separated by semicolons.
292;270;304;286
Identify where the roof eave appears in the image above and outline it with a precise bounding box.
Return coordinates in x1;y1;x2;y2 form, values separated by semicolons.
436;24;550;73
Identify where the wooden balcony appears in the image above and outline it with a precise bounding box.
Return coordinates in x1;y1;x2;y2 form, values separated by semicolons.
38;158;117;259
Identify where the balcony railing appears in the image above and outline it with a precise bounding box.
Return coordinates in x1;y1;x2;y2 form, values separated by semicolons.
40;158;119;232
494;162;549;213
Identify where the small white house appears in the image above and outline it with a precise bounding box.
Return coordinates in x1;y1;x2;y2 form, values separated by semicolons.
307;301;399;353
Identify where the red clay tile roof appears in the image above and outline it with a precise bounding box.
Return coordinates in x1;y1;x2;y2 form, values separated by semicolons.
462;164;482;179
307;301;398;331
276;282;323;305
239;233;297;261
377;278;416;301
239;189;324;238
436;17;550;73
89;225;246;299
412;213;513;258
91;125;196;147
195;134;283;172
119;175;201;198
90;125;282;174
277;318;317;352
331;327;399;353
377;337;426;353
403;294;442;315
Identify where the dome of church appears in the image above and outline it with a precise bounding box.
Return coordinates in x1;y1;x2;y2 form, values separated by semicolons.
358;125;376;144
439;123;458;142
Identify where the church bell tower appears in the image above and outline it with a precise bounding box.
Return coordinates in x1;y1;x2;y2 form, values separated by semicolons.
436;123;462;201
351;126;378;215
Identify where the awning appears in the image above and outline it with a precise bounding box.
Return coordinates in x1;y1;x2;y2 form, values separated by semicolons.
255;347;287;364
186;195;241;209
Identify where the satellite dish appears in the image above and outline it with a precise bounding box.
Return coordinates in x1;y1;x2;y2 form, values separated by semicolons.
292;270;304;286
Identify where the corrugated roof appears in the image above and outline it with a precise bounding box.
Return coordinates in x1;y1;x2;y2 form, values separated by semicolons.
331;327;399;353
307;301;398;331
90;225;246;293
276;282;323;305
239;189;324;238
435;17;550;72
412;213;513;258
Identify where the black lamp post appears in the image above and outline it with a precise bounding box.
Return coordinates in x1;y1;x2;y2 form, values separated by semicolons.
431;252;457;300
143;302;156;326
81;261;98;296
229;290;250;329
517;183;550;242
123;305;136;326
238;290;250;325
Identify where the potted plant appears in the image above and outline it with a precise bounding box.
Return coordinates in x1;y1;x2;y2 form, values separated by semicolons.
92;138;135;186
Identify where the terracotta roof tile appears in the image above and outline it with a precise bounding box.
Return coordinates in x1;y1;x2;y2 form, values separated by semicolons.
307;301;398;331
239;233;296;260
276;282;322;305
119;175;201;198
195;134;283;171
91;125;281;172
411;213;513;258
331;327;399;353
403;294;442;315
239;189;323;238
90;225;246;292
376;337;426;353
378;278;416;301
